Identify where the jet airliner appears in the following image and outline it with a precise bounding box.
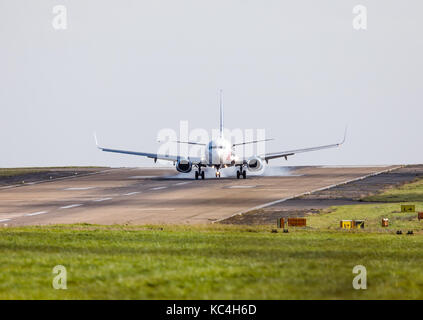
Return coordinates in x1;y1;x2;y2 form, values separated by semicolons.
95;92;346;179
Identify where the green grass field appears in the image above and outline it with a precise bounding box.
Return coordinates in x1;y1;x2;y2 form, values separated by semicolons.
0;178;422;300
0;167;103;177
364;177;423;203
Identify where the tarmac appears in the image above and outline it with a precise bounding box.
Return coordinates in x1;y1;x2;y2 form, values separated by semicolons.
0;165;401;226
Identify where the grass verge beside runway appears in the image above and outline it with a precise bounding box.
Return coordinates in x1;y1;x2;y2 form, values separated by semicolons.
363;177;423;202
0;167;103;177
0;224;423;299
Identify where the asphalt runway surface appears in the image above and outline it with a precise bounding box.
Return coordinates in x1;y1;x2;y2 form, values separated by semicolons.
0;166;400;226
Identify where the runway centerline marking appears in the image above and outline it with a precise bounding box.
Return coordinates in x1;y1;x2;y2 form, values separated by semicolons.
60;204;83;209
25;211;48;217
64;187;96;191
137;208;175;211
93;198;112;202
227;185;257;189
150;186;167;191
129;176;156;179
0;219;11;222
122;192;140;196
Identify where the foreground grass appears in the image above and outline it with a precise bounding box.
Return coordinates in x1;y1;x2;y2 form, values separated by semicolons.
0;224;423;299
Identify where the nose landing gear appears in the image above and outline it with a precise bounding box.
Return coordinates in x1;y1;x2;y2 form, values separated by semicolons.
215;171;221;178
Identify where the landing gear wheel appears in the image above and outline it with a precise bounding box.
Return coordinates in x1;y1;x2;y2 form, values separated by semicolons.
242;170;247;179
215;171;221;178
195;171;199;180
236;171;240;179
201;171;205;180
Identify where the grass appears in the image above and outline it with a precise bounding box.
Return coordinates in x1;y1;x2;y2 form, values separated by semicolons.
1;224;423;299
0;177;423;299
0;167;104;177
363;178;423;202
307;203;423;232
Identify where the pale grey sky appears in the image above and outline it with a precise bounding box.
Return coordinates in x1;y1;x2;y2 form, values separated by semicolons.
0;0;422;167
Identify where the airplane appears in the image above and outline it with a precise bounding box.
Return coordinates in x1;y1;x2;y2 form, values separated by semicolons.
95;92;347;180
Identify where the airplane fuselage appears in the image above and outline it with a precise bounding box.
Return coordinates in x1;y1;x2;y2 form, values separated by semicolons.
204;138;236;167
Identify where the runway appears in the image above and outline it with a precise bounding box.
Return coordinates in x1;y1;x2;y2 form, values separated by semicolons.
0;166;400;226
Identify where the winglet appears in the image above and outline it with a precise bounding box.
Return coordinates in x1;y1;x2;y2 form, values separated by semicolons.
93;132;101;149
340;126;348;145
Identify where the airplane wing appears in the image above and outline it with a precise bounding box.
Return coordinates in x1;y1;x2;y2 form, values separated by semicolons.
94;134;203;164
259;128;347;162
173;140;206;146
232;138;274;147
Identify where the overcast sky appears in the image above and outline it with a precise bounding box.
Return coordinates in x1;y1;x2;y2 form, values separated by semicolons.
0;0;422;167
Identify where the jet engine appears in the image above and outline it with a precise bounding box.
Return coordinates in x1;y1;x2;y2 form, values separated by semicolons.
176;159;192;173
246;156;264;172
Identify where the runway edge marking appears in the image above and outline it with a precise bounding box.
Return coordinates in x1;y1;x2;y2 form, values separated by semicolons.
212;165;405;224
25;211;48;216
60;204;83;209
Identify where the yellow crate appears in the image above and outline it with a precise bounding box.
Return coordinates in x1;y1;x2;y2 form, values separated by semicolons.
340;220;353;229
401;205;415;213
353;220;365;229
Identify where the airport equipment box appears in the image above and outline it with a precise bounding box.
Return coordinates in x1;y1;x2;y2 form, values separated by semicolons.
288;218;306;227
340;220;365;229
382;218;389;227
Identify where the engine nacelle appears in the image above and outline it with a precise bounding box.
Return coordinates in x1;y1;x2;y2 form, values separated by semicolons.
176;159;192;173
246;156;264;172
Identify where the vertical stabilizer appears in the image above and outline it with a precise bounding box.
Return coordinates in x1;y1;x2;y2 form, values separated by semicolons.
219;89;224;138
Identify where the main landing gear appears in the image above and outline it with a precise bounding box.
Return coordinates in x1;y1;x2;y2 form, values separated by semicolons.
236;167;247;179
195;168;205;180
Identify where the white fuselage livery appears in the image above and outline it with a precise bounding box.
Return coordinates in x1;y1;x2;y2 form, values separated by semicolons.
205;138;235;166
